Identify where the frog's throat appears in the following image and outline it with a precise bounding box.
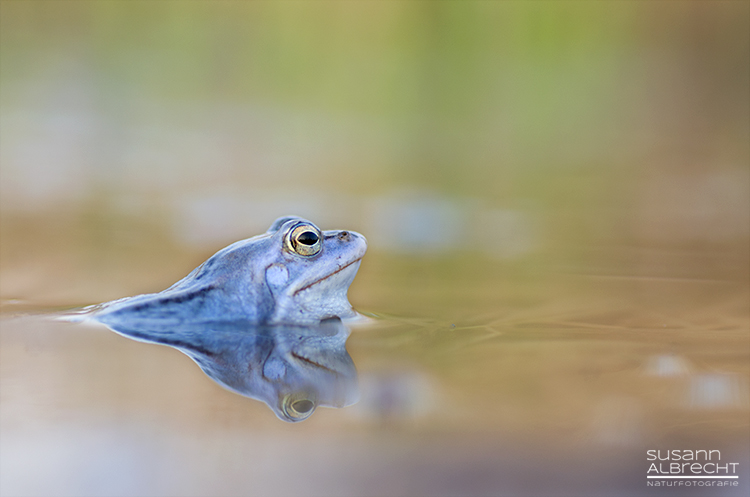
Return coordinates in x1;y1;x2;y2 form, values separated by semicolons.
292;257;363;296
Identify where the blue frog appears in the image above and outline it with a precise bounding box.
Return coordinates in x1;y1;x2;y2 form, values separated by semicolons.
91;216;367;329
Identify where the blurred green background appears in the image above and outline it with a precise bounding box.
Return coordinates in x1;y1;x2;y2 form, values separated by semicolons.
0;0;748;311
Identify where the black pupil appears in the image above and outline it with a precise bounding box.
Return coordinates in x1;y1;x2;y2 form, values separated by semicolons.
292;399;314;413
297;231;318;245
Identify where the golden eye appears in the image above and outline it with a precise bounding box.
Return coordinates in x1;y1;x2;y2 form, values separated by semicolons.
282;394;316;421
287;224;322;256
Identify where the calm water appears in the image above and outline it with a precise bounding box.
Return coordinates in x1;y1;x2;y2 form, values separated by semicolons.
1;237;748;496
1;2;748;496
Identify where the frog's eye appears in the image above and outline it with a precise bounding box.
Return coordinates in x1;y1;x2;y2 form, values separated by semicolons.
287;224;322;256
281;394;316;421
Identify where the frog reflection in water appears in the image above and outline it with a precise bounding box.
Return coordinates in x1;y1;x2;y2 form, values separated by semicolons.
103;318;358;422
88;216;366;422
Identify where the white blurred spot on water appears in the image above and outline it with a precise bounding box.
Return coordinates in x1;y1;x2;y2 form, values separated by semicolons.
364;190;467;253
687;373;749;410
642;354;691;377
364;189;537;258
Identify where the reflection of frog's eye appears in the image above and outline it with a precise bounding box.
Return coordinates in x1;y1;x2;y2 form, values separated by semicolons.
287;224;322;256
282;394;316;421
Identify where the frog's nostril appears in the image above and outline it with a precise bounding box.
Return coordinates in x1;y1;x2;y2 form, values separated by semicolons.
338;231;350;241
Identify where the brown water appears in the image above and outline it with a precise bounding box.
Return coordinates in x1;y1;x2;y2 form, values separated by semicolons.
1;227;748;496
1;2;749;496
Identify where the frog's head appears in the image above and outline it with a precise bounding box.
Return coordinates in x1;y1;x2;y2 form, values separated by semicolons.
261;216;367;325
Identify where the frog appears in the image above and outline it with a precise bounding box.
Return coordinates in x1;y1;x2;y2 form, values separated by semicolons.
90;216;367;329
101;317;359;422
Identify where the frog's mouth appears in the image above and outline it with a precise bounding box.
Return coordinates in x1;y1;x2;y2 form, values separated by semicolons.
293;257;363;296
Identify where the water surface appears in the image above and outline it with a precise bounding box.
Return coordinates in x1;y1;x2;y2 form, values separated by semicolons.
1;241;747;496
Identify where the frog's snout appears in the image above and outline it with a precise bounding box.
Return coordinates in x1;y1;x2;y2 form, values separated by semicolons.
347;230;368;246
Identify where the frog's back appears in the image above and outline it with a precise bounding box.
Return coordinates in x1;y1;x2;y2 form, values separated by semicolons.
94;234;274;328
